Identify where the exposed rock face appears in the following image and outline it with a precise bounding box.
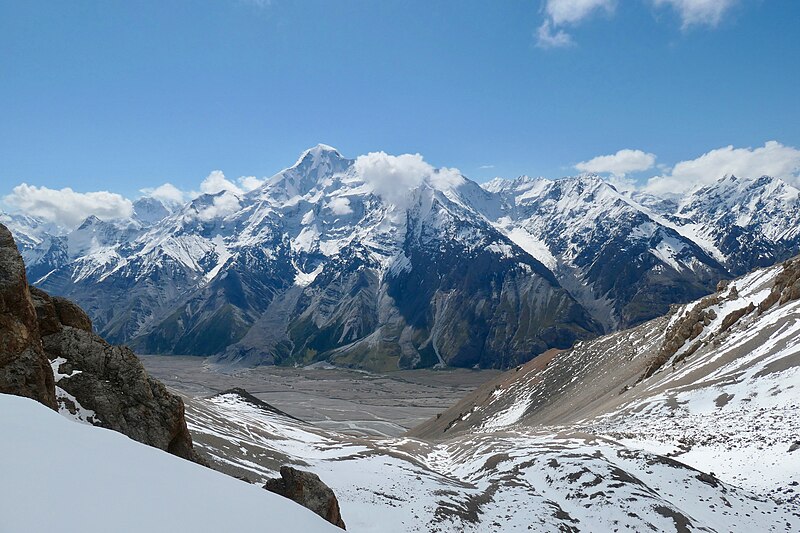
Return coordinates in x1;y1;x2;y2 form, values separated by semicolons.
643;256;800;380
642;295;719;379
762;257;800;311
52;295;93;332
0;224;57;409
29;286;203;463
264;466;346;530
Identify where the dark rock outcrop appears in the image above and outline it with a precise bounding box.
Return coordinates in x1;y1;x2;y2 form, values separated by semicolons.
719;303;755;333
760;257;800;312
642;295;719;379
265;466;346;529
0;224;57;409
643;256;800;380
52;295;93;332
29;286;204;464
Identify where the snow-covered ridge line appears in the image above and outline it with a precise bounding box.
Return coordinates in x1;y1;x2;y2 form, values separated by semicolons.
8;146;800;368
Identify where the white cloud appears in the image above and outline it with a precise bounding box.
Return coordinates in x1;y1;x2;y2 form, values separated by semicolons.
653;0;736;28
575;149;657;177
200;170;243;196
605;175;638;193
537;0;615;48
545;0;616;25
139;183;187;206
645;141;800;195
430;167;467;190
196;190;242;221
237;176;266;192
536;21;574;48
355;152;432;206
326;196;353;215
354;151;464;207
537;0;735;48
140;173;264;207
3;184;134;229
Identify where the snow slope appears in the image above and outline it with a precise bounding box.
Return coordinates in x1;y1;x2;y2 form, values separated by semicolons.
0;393;341;533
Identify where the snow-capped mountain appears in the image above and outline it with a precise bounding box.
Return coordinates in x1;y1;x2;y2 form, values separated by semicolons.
16;196;174;283
0;211;61;254
670;174;800;275
12;145;800;369
484;174;727;330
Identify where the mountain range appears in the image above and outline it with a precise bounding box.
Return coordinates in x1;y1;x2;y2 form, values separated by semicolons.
6;145;800;369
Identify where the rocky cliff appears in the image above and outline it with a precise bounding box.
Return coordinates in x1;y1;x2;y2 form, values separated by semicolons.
0;224;57;409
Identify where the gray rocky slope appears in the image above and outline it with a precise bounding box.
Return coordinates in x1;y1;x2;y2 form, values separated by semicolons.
10;145;800;369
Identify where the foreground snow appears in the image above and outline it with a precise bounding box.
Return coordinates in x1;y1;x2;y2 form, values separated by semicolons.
0;393;340;533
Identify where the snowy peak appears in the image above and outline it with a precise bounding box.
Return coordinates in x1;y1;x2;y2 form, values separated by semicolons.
678;174;799;231
0;211;61;251
480;175;543;194
670;174;800;273
483;174;609;197
132;197;170;225
482;172;729;330
257;145;354;202
293;143;344;166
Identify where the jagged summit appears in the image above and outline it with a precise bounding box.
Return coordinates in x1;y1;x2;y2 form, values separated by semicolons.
481;174;540;193
294;143;343;163
132;197;170;225
253;145;353;203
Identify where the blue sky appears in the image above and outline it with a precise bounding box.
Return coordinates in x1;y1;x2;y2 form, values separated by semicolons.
1;0;799;211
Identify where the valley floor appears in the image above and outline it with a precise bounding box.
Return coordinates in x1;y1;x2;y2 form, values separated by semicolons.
140;355;500;437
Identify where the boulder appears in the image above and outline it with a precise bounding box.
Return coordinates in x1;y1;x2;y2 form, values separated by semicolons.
264;466;346;529
0;224;56;409
52;295;92;332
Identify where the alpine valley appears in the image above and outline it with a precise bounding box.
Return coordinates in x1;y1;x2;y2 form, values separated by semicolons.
7;145;799;371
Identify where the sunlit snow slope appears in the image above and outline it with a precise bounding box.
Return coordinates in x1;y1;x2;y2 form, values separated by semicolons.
0;393;340;533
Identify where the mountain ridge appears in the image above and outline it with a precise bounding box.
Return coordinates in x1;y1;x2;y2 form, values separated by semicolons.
6;146;800;369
